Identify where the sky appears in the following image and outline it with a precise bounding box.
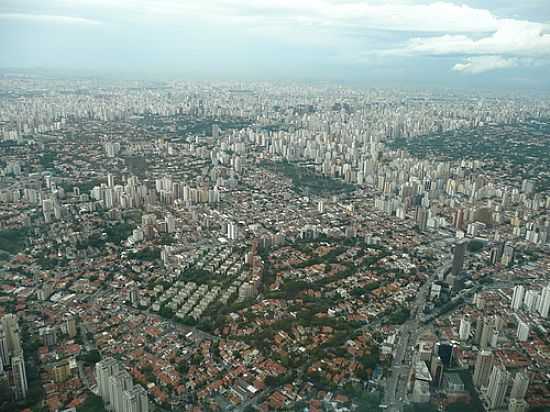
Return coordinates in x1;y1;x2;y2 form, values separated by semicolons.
1;0;550;88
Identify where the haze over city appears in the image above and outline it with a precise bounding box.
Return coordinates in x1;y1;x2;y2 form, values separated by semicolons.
1;0;550;88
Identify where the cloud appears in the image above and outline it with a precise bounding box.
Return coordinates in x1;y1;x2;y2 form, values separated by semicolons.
383;14;550;74
452;56;518;74
2;0;550;75
397;19;550;58
31;0;505;32
0;12;101;25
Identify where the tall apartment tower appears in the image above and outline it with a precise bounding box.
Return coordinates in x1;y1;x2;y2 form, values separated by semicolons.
479;316;493;350
538;284;550;318
1;314;22;358
109;370;133;412
123;385;149;412
487;365;509;410
459;315;471;341
510;371;529;400
11;354;28;400
511;286;525;311
451;240;467;276
96;357;120;406
473;350;494;388
0;324;8;367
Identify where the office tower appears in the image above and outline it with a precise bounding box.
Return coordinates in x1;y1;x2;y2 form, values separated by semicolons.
107;173;115;187
516;321;529;342
510;371;529;400
473;350;494;388
459;315;471;341
11;354;28;400
480;316;492;350
451;240;467;276
123;385;149;412
109;370;133;412
511;286;525;311
508;399;529;412
538;284;550;318
96;357;120;405
487;365;509;410
318;200;325;213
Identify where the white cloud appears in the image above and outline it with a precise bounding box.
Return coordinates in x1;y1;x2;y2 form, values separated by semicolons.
3;0;550;74
0;12;100;25
51;0;504;32
397;19;550;57
452;56;518;74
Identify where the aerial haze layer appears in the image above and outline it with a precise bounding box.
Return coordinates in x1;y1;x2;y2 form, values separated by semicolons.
1;0;550;88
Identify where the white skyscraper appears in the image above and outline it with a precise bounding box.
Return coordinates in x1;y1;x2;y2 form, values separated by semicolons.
516;321;529;342
459;315;471;341
166;213;176;234
538;284;550;318
123;385;149;412
96;357;120;405
511;285;525;311
510;371;529;400
523;290;540;312
487;365;509;410
109;370;133;412
473;350;494;388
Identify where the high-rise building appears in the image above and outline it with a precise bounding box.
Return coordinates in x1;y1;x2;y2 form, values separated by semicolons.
473;350;494;388
96;358;148;412
479;316;493;350
96;357;120;405
65;316;78;338
123;385;149;412
109;370;133;412
487;365;509;410
511;286;525;311
523;290;540;312
11;354;28;400
165;213;176;234
0;324;8;368
516;321;529;342
459;315;471;342
451;240;467;276
538;284;550;318
1;314;22;358
510;371;529;400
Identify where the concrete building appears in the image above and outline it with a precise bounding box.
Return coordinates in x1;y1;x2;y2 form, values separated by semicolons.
487;365;509;410
510;371;529;400
473;350;494;388
11;354;28;400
